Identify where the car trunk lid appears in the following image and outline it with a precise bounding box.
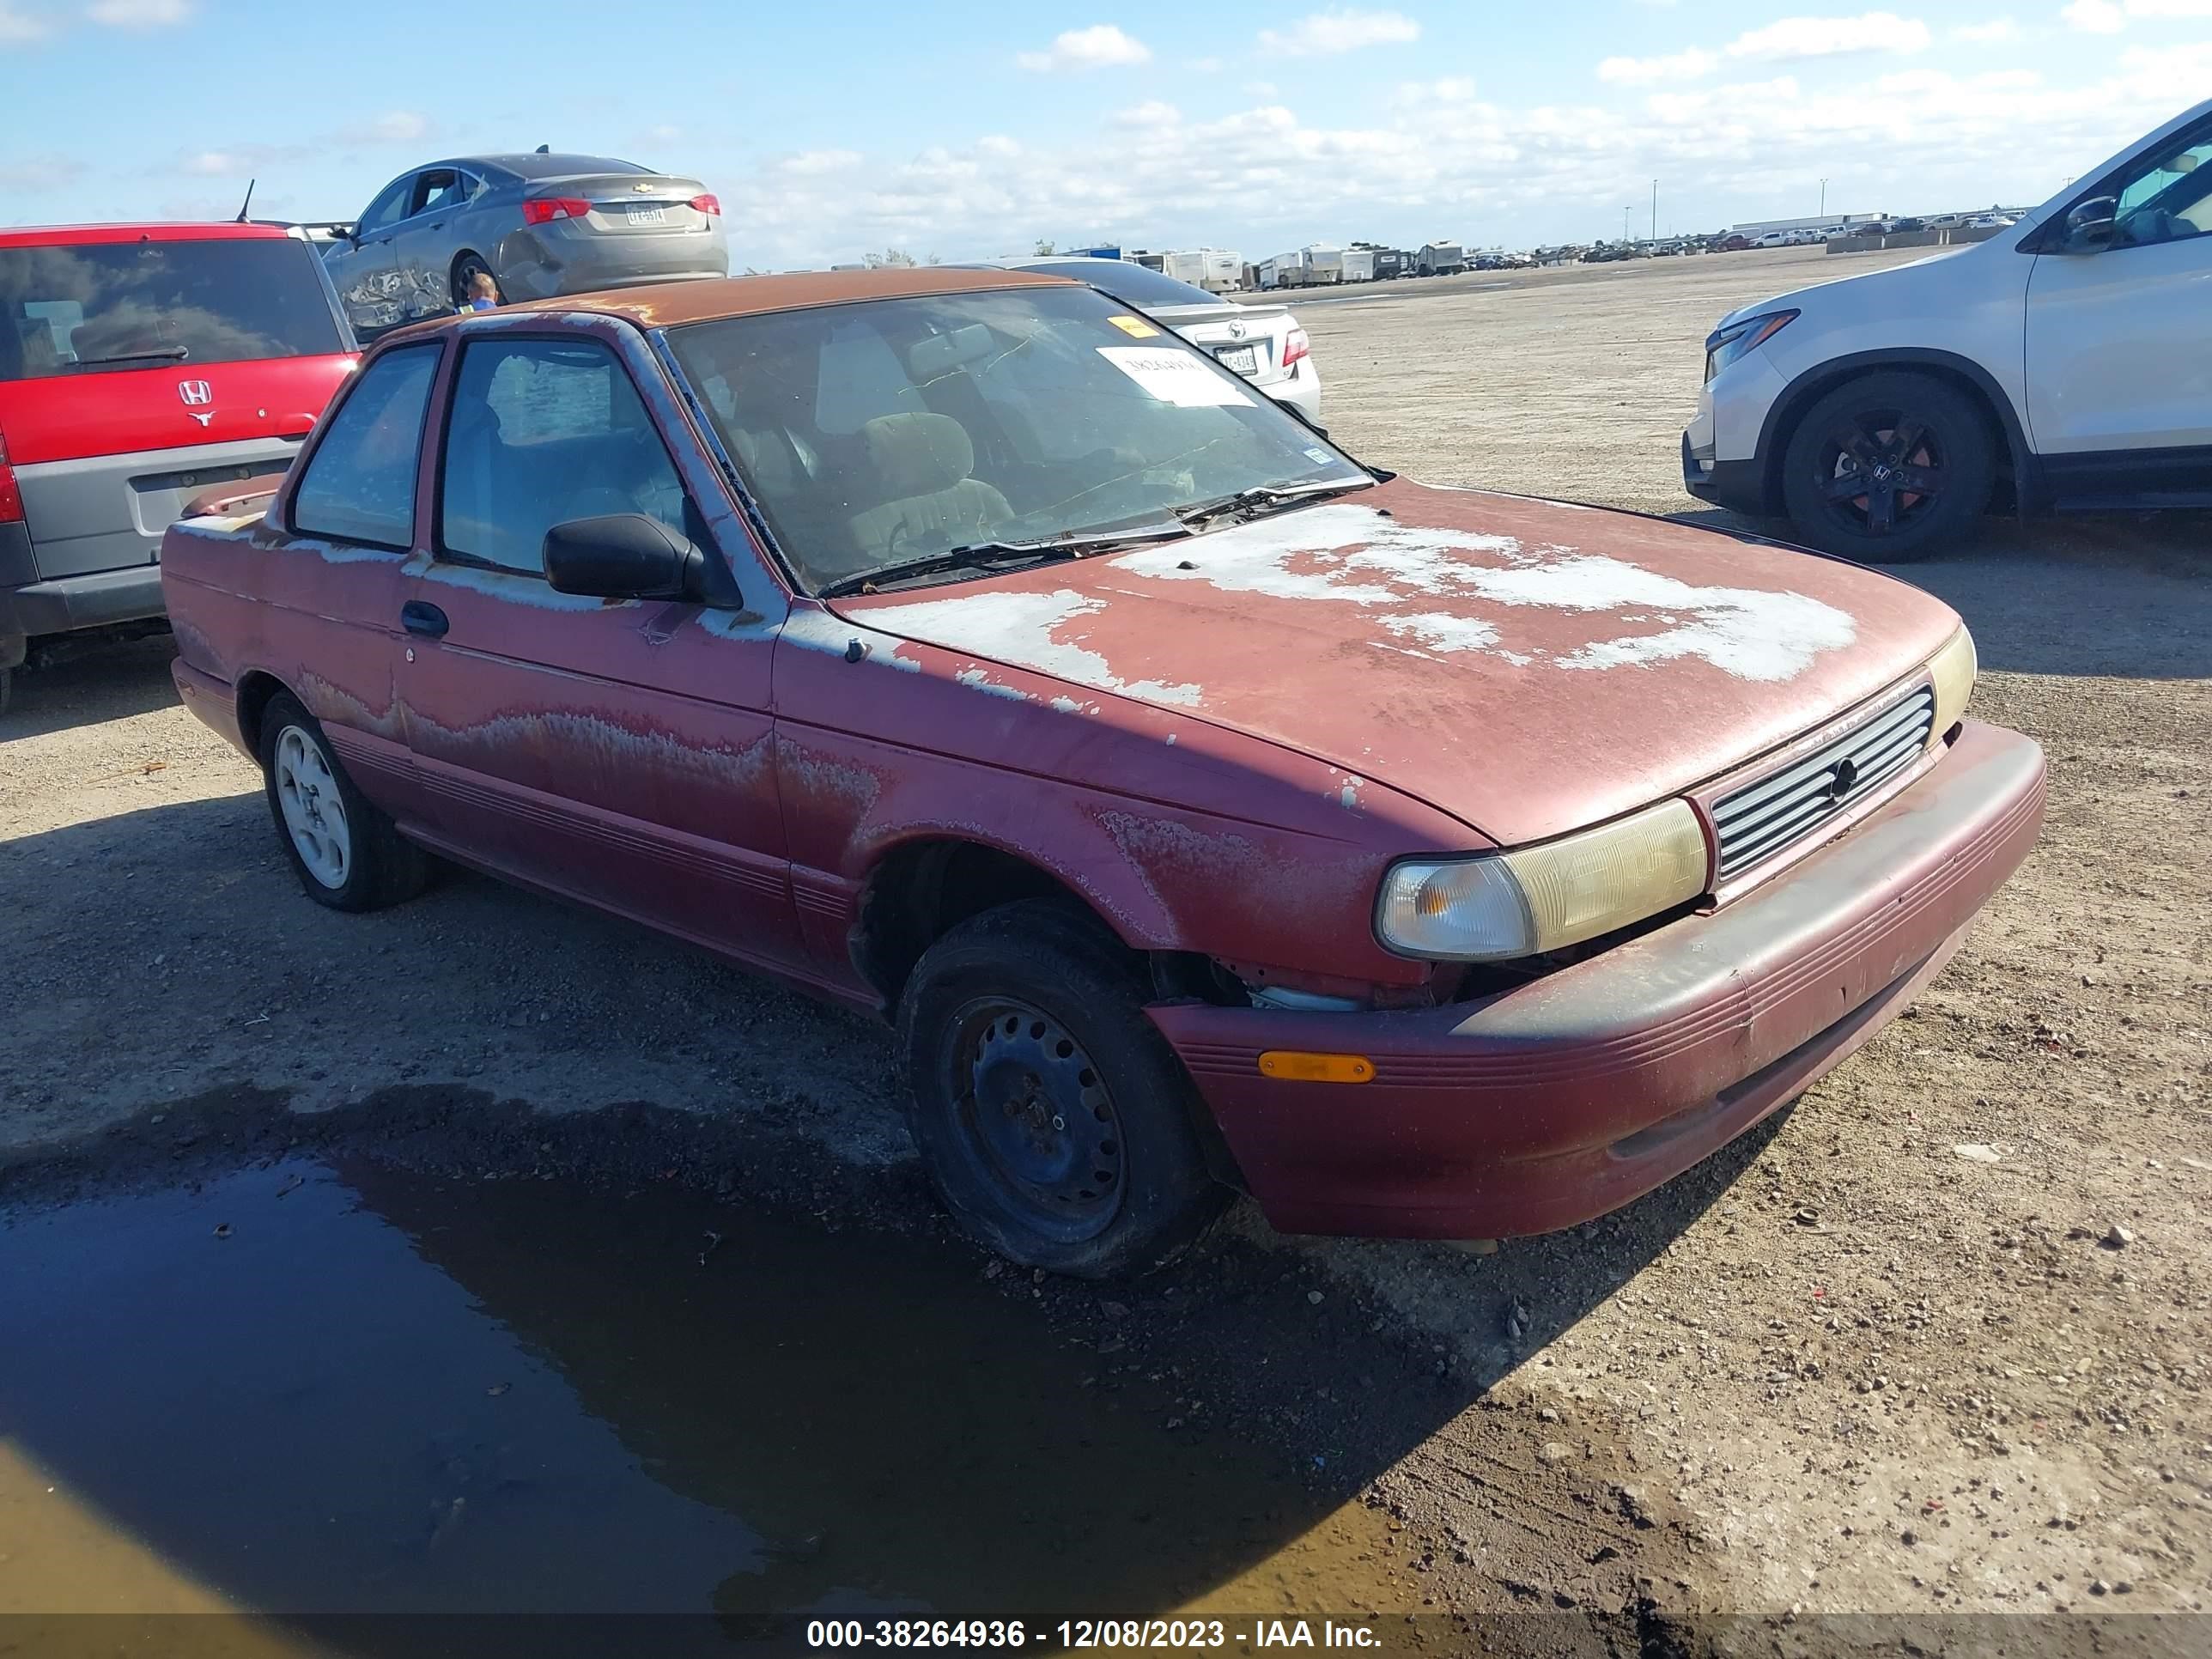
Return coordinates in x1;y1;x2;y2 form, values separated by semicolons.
527;174;714;234
1155;303;1293;386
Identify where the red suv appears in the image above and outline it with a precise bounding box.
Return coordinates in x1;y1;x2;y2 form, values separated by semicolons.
0;222;358;712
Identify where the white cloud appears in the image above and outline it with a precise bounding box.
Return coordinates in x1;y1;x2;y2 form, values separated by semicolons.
86;0;191;23
1;2;52;39
1598;47;1720;83
1726;11;1933;60
779;149;862;175
1243;79;1279;97
1257;8;1421;57
705;43;2199;275
646;123;682;145
2069;0;2212;22
1952;16;2021;37
348;110;428;143
181;150;240;175
1017;23;1151;72
1115;100;1182;127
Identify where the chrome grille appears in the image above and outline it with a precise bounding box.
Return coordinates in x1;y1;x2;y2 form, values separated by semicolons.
1712;687;1935;879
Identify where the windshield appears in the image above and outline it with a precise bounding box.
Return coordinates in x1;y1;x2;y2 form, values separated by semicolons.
665;286;1365;594
0;239;345;381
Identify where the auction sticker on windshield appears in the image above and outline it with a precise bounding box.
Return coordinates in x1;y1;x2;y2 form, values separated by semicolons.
1096;345;1255;408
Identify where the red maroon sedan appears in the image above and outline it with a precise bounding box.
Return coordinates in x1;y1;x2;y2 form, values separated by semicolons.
160;268;2044;1276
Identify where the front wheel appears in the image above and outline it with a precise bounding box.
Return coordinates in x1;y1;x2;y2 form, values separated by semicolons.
897;900;1228;1278
1779;371;1996;563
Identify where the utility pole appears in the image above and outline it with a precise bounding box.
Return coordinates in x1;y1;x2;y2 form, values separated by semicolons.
1622;205;1632;243
1651;179;1658;241
1820;178;1828;218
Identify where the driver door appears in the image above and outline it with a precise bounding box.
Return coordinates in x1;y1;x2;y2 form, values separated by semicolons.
2025;118;2212;492
326;174;412;336
397;329;801;968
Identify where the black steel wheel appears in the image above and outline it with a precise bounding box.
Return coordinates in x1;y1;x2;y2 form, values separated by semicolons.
1780;371;1994;563
898;899;1227;1277
942;997;1127;1243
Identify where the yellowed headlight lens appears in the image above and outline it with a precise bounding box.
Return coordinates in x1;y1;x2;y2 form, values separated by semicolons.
1926;624;1978;747
1376;799;1711;962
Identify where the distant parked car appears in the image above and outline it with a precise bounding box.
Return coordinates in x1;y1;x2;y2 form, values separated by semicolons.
322;152;727;336
161;268;2042;1275
0;222;357;713
1686;95;2212;562
988;258;1321;425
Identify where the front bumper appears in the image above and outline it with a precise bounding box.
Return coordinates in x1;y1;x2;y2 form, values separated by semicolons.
1681;429;1766;516
0;563;168;643
1150;719;2045;1239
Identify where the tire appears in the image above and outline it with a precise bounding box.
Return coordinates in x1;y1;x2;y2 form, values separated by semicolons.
258;692;431;913
449;252;498;308
896;898;1230;1278
1779;371;1996;563
0;666;11;718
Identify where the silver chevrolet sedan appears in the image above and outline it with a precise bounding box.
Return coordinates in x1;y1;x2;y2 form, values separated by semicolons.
322;151;728;335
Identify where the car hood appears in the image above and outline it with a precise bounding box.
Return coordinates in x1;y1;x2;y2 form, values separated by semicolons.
836;478;1961;845
1714;244;1980;333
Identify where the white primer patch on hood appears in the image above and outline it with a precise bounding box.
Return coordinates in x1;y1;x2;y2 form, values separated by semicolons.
1114;504;1856;683
864;587;1204;707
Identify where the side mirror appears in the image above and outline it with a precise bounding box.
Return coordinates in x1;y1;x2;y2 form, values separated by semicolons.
2062;196;2119;252
544;514;730;605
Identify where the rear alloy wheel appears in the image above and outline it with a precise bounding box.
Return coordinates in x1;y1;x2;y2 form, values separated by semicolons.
258;692;432;913
1780;371;1995;563
898;899;1228;1278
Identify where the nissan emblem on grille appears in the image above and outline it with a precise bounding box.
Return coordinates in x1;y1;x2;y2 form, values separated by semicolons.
1711;689;1936;879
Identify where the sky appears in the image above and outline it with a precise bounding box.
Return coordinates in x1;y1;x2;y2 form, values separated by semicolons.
3;0;2208;264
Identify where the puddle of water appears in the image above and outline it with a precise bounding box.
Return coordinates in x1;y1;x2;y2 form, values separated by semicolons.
2;1158;1413;1639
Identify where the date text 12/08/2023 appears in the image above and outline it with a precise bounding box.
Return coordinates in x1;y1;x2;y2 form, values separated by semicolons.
805;1618;1386;1648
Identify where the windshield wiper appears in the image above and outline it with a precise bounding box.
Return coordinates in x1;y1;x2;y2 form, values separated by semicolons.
67;346;191;368
1173;476;1375;526
817;521;1191;599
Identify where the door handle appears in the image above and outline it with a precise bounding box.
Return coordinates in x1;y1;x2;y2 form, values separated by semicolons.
401;600;448;639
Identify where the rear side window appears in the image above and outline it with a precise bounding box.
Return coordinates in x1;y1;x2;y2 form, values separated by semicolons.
0;239;346;382
439;337;686;574
291;346;440;548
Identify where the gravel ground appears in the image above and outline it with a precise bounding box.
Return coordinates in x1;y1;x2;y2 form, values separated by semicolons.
3;244;2207;1630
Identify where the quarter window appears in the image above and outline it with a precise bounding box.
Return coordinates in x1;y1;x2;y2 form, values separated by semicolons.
439;337;688;575
289;346;440;548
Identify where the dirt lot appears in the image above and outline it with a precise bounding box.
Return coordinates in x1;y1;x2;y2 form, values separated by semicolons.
3;245;2208;1640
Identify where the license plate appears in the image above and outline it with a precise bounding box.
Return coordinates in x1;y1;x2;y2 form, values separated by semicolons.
625;204;667;226
1214;343;1259;375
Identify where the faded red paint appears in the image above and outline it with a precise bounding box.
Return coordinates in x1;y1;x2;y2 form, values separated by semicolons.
160;284;2046;1243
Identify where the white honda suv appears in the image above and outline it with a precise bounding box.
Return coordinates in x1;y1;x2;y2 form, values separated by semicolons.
1685;97;2212;562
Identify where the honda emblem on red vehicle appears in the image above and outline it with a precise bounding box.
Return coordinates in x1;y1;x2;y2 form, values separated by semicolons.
179;380;212;405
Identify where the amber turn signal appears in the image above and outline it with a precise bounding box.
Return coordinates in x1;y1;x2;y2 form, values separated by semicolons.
1257;1050;1376;1084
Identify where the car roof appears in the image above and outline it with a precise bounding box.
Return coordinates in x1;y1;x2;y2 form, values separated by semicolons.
385;266;1078;340
0;222;297;249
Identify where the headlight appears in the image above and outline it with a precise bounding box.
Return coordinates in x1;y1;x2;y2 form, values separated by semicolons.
1926;623;1977;744
1376;799;1710;961
1703;309;1798;381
